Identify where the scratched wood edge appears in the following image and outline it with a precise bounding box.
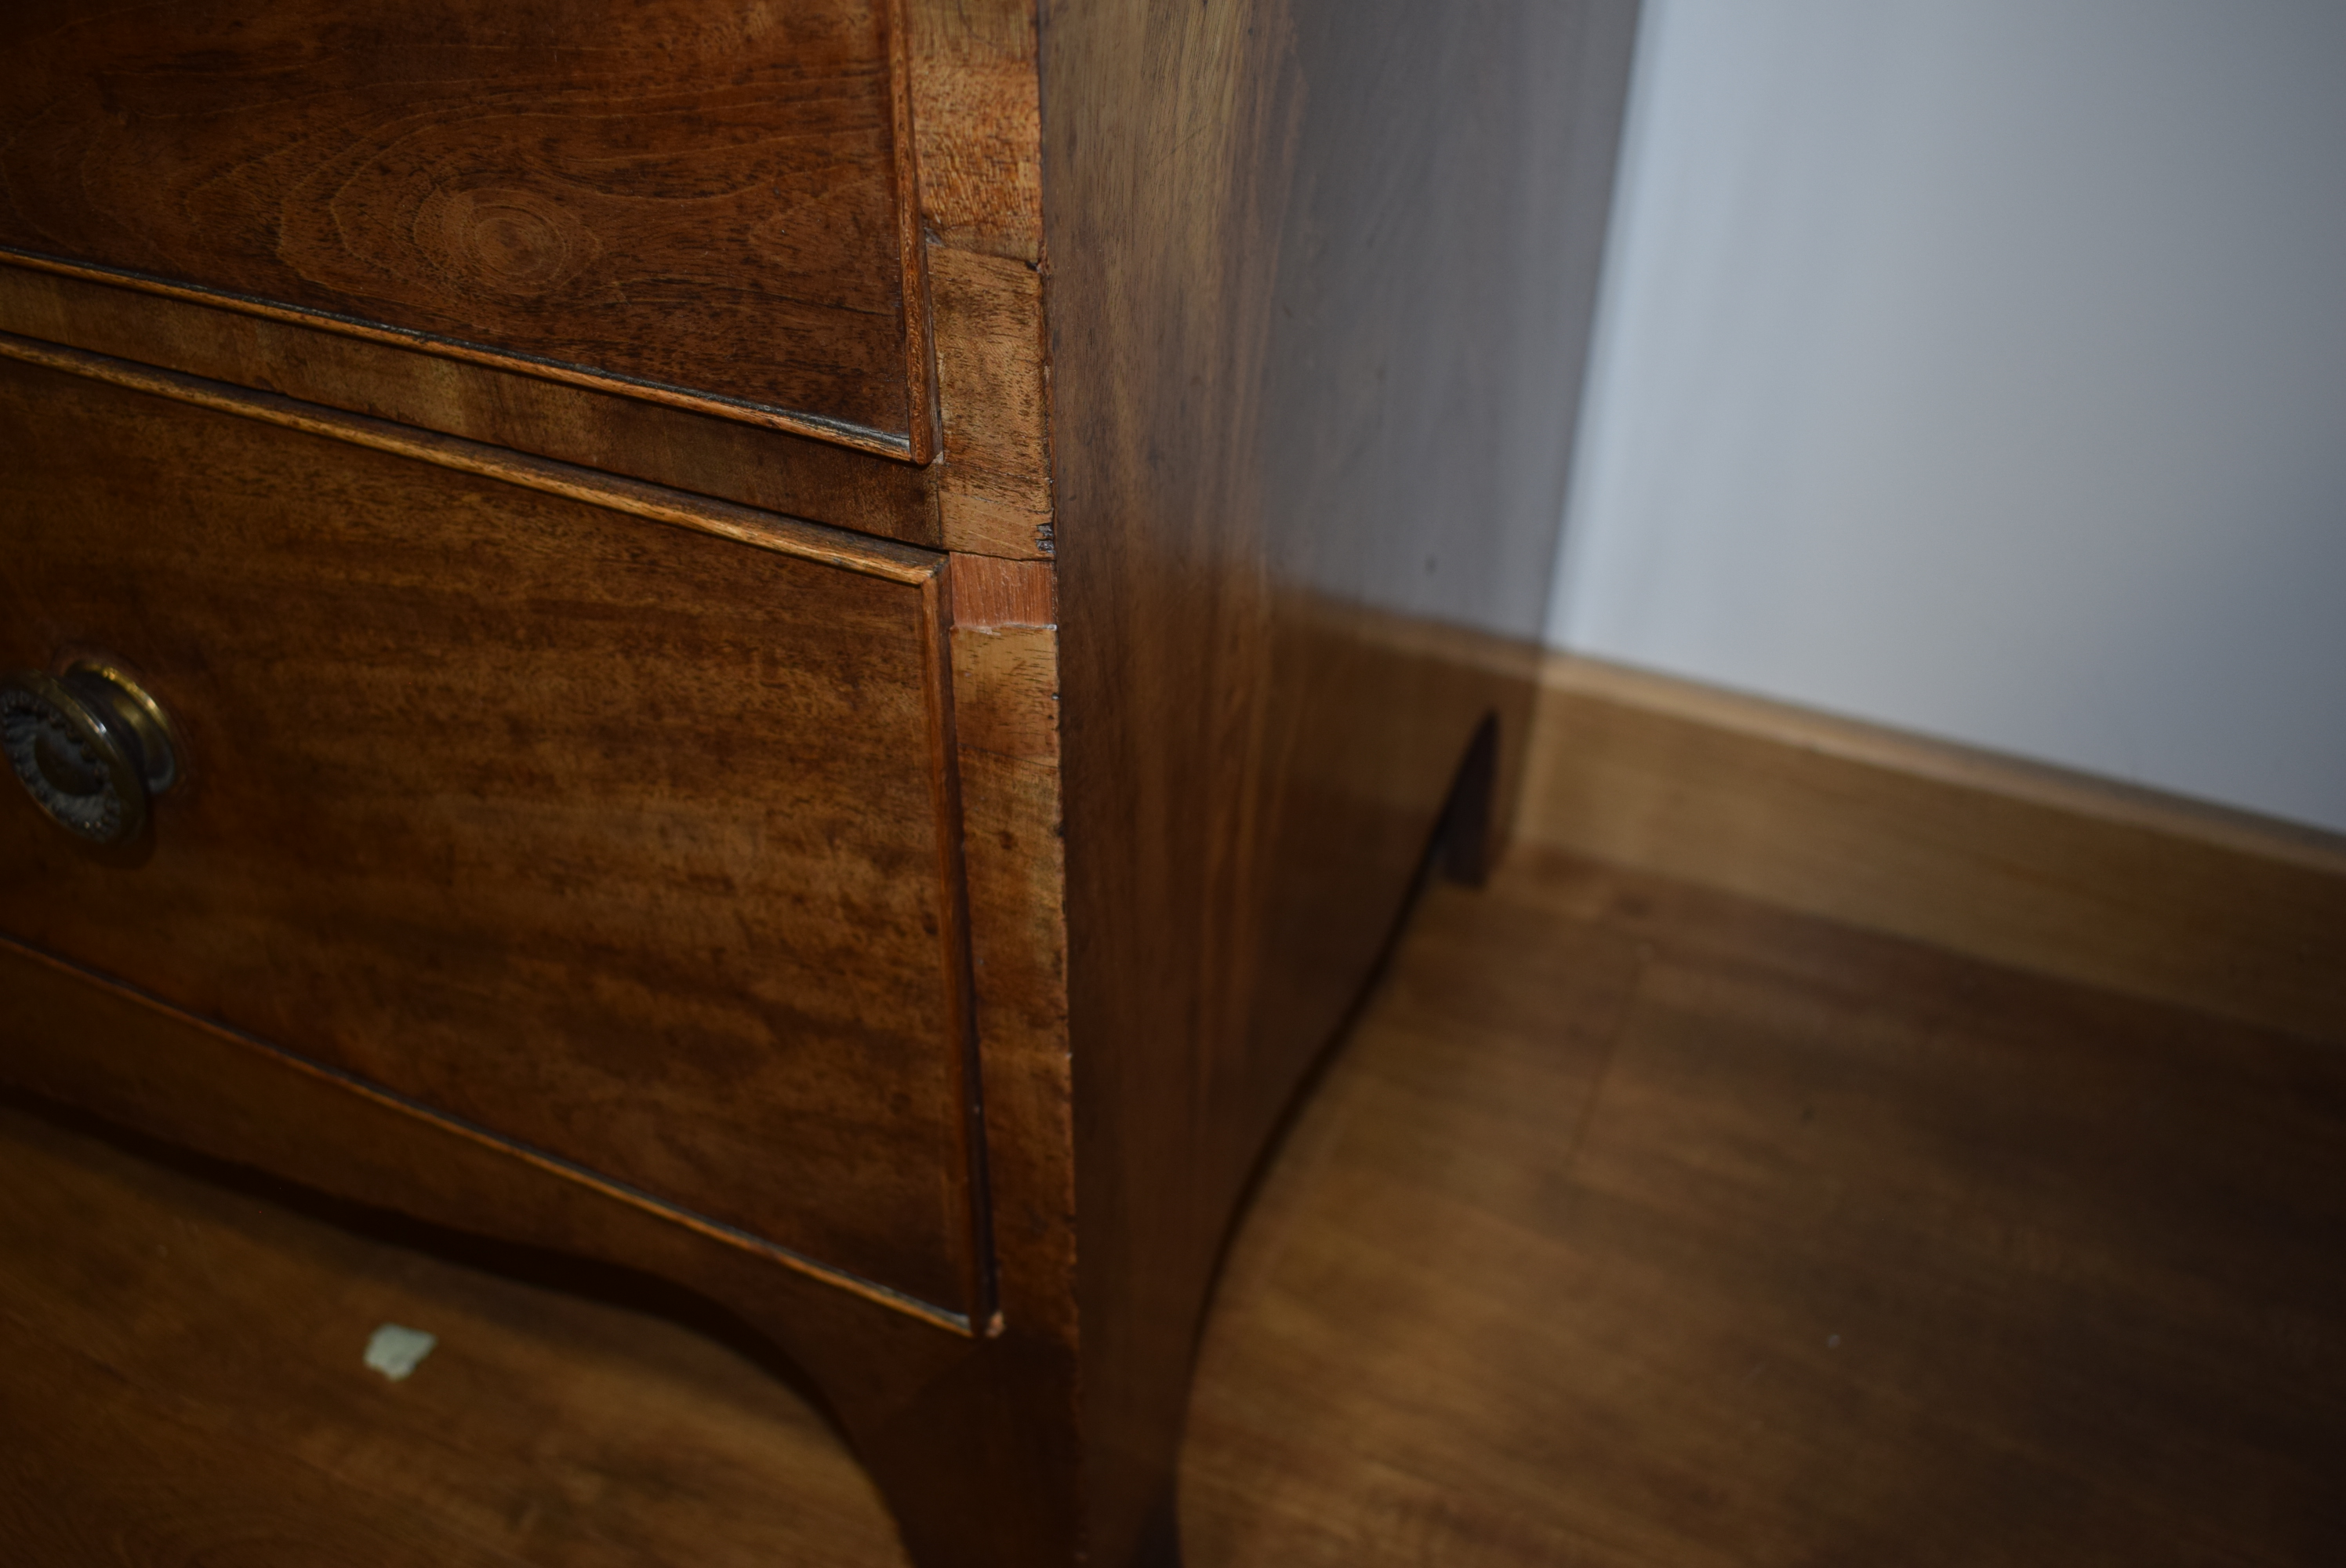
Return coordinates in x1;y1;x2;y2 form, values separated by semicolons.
1519;652;2346;1042
944;552;1073;1348
0;936;974;1335
0;248;921;461
917;568;996;1325
904;0;1044;260
928;250;1053;559
888;0;939;464
0;330;942;586
905;0;1053;561
0;261;945;550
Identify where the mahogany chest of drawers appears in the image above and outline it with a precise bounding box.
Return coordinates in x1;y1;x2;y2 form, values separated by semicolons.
0;2;1635;1562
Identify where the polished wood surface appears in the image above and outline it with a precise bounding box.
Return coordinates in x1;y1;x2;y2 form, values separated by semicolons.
905;0;1052;557
1186;848;2346;1563
0;264;944;546
0;0;929;454
8;842;2339;1564
0;3;1643;1562
1523;654;2346;1041
0;332;939;581
1042;0;1639;1555
0;902;1103;1563
0;1093;911;1566
0;0;1070;550
0;351;982;1314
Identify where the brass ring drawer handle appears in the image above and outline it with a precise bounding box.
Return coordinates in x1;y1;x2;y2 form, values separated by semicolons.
1;661;181;847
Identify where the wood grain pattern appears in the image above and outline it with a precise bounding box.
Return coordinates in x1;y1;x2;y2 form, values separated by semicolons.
0;4;1650;1563
950;553;1057;630
902;0;1049;559
949;589;1072;1336
884;0;936;463
906;0;1044;260
0;925;1089;1567
1;938;971;1332
0;332;936;582
0;263;943;546
0;944;990;1542
1520;654;2346;1043
1040;0;1640;1557
932;246;1054;558
1184;848;2346;1565
1;1336;539;1566
10;843;2341;1564
0;353;979;1313
0;1095;910;1567
0;0;929;454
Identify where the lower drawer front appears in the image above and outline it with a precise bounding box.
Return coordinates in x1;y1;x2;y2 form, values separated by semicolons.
0;353;976;1315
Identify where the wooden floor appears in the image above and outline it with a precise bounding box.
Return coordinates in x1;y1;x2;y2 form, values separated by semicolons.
5;844;2342;1564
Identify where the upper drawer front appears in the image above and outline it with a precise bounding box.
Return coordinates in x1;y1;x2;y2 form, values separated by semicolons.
0;349;975;1317
0;1;926;456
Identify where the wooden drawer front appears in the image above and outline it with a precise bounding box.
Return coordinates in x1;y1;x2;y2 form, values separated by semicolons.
0;352;978;1317
0;1;927;456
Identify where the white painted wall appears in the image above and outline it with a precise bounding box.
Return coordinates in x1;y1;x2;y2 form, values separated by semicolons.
1549;0;2346;835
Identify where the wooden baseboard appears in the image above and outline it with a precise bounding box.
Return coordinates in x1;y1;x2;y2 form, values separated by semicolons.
1517;655;2346;1044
